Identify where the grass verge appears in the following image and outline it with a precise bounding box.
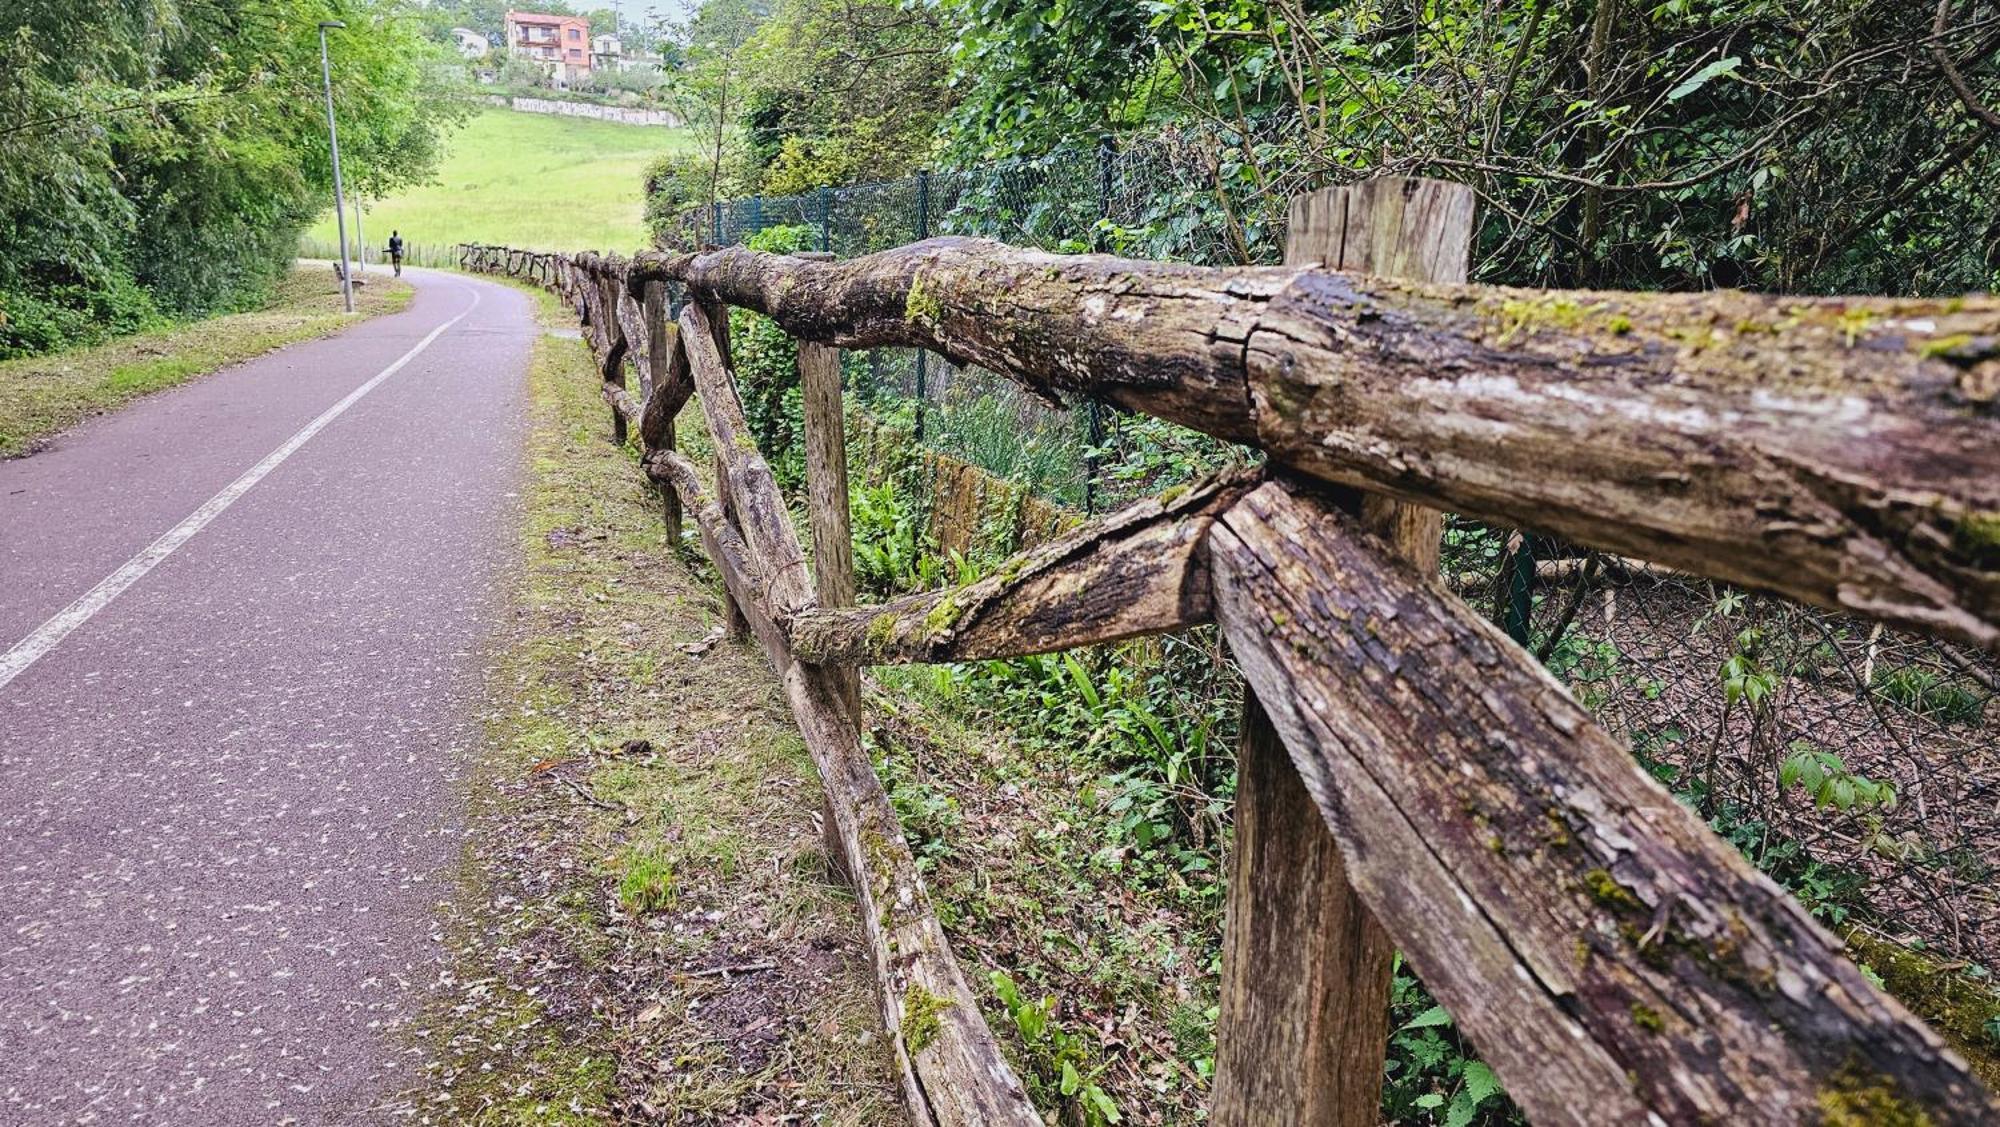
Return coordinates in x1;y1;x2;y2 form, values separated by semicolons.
389;279;898;1124
0;267;411;458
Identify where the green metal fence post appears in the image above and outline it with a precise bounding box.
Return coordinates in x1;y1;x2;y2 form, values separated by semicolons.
914;169;931;446
1084;134;1117;515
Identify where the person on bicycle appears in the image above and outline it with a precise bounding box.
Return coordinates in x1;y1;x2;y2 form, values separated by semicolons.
388;231;405;276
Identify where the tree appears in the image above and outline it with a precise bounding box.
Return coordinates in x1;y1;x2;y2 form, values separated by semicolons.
0;0;471;356
935;0;2000;295
732;0;956;192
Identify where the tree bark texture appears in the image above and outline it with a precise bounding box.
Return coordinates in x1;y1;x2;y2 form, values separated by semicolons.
1208;478;1998;1126
624;238;2000;650
788;472;1256;665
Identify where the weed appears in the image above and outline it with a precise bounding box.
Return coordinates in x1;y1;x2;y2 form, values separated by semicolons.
1873;665;1987;725
617;848;676;915
989;971;1122;1125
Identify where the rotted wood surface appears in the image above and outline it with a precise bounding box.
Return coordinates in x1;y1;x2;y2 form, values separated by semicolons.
629;238;2000;650
1215;177;1474;1125
785;663;1040;1127
797;329;860;714
788;473;1256;665
639;290;685;543
1214;695;1393;1127
1296;178;1473;579
1207;478;1999;1125
647;452;783;662
677;302;815;621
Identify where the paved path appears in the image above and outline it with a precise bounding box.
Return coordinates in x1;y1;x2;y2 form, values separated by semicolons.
0;269;535;1124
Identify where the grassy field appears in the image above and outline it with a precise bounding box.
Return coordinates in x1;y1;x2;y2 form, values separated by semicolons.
0;269;411;458
306;108;696;258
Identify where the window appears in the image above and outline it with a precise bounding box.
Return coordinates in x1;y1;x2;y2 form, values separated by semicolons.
567;27;580;40
568;47;581;58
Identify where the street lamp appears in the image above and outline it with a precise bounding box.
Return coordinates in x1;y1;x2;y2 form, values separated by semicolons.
318;20;354;312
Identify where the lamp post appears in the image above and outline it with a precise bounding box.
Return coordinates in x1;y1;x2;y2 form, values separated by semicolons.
318;20;354;312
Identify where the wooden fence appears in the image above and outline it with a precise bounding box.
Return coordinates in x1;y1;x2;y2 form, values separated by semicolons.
455;176;2000;1126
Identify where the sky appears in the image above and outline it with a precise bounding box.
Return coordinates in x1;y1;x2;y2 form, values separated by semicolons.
610;0;697;32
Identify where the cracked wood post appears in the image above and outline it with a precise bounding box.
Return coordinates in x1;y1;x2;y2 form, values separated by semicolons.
686;299;751;643
795;252;860;720
1214;177;1474;1126
1207;479;1999;1124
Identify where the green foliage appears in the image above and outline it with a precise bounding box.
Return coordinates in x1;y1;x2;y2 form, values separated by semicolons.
1780;744;1898;813
0;0;469;357
617;848;676;914
724;223;814;485
940;0;2000;291
1385;960;1516;1126
988;971;1121;1125
1873;665;1989;726
730;0;953;191
850;479;940;596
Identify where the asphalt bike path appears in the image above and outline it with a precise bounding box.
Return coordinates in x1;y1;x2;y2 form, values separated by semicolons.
0;267;535;1123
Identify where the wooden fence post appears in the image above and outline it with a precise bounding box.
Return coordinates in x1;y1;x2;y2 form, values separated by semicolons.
1213;176;1474;1125
794;252;860;719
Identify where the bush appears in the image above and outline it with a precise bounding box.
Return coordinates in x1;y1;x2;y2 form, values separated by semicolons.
644;151;721;247
0;269;162;360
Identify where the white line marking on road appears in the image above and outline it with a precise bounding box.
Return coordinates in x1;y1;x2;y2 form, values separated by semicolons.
0;286;483;693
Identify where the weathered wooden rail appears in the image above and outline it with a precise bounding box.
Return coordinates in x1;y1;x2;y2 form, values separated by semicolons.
455;177;2000;1126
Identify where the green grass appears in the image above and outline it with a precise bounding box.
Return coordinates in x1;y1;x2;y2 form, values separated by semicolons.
0;268;412;457
305;108;696;257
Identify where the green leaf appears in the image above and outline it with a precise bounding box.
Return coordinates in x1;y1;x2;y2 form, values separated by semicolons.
1446;1088;1480;1127
1060;1059;1081;1096
1668;56;1741;101
1415;1093;1446;1109
1087;1085;1121;1122
1461;1061;1503;1104
1401;1004;1454;1030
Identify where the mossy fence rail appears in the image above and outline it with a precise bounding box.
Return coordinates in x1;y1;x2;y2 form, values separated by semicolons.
457;175;2000;1126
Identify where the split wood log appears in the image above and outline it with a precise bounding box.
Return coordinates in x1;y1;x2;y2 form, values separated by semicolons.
646;452;786;664
788;471;1257;665
640;292;687;544
616;286;651;393
601;381;641;429
640;319;692;452
784;663;1040;1126
630;239;2000;651
713;449;751;643
649;437;1040;1127
677;302;815;621
1206;477;1999;1126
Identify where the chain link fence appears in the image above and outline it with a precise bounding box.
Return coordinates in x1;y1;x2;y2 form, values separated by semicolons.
656;135;1999;968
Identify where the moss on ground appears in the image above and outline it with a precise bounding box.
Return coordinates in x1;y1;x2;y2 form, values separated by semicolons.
1845;927;2000;1090
0;267;412;457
